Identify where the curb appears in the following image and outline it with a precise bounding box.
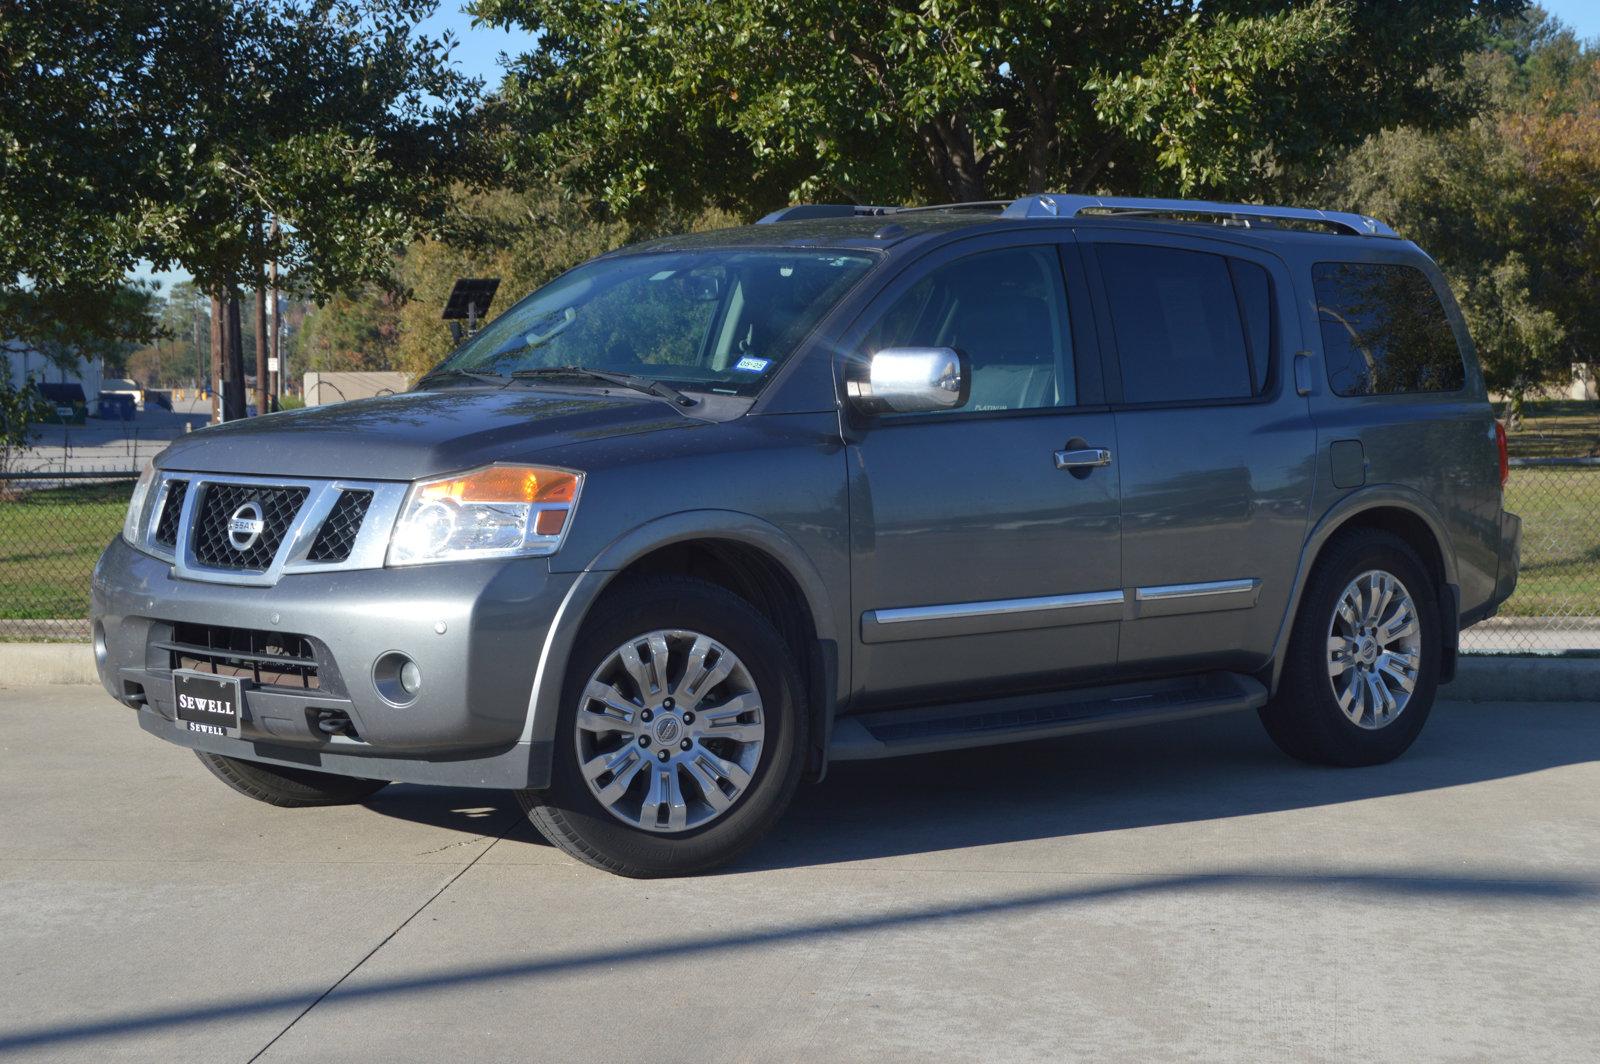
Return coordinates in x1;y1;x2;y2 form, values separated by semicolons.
1448;656;1599;703
1;642;1593;702
0;643;99;688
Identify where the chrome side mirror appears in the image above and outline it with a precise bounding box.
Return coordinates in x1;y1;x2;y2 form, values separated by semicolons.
848;347;969;414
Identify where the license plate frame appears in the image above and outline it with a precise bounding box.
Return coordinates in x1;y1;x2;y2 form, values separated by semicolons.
173;669;244;738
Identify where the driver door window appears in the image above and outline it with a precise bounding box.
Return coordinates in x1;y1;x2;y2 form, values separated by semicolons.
865;246;1076;412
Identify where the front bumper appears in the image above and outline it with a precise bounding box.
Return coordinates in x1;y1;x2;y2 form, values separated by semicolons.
91;536;577;788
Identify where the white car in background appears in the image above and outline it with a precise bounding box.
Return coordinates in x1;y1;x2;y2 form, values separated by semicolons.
100;378;145;410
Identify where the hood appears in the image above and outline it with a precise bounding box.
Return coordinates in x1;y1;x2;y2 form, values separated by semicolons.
156;387;706;479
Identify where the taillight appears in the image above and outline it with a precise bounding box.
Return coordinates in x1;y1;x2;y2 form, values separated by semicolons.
1494;420;1509;488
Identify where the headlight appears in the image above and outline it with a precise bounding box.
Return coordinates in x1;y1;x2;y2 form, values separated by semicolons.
121;466;157;547
387;464;582;566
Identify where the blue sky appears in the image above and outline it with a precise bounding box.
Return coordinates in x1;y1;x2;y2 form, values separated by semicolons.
135;1;1598;291
1541;0;1600;39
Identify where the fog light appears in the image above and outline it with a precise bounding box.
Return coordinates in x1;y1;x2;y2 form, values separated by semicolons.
373;651;421;706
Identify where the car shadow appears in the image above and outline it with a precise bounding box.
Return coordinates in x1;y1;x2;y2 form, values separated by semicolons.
361;700;1600;868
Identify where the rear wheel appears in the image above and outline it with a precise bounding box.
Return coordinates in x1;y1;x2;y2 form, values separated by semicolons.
1260;529;1442;766
194;751;389;807
519;576;807;878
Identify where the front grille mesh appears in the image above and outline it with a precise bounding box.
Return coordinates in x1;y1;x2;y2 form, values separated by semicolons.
192;483;308;570
153;479;188;548
307;490;372;562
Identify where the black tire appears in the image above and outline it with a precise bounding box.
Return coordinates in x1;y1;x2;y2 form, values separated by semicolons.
194;751;389;807
1259;529;1443;767
519;575;808;878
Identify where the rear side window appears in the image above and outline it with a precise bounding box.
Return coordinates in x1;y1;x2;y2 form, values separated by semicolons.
1098;245;1269;404
1313;262;1465;396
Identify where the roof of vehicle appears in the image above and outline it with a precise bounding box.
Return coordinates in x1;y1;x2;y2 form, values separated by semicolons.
615;194;1413;257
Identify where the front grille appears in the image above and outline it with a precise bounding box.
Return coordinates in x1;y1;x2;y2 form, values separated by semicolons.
307;489;372;562
192;483;308;570
158;621;321;690
154;479;188;548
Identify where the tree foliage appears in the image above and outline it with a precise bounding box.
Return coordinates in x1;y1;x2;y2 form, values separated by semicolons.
473;0;1526;217
0;0;480;392
1328;12;1599;411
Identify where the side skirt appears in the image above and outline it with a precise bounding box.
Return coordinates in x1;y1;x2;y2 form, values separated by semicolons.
827;671;1266;762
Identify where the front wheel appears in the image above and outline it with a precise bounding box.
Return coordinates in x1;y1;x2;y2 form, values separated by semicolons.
519;576;807;878
1260;529;1442;767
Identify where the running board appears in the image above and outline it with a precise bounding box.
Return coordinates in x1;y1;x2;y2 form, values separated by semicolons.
828;671;1266;762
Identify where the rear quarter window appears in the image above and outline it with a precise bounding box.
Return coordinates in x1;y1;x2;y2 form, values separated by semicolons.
1313;262;1465;396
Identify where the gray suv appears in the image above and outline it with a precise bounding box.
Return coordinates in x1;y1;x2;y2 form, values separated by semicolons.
92;194;1522;877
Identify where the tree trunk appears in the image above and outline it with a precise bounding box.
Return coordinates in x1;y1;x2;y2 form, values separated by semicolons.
209;294;224;424
225;295;246;421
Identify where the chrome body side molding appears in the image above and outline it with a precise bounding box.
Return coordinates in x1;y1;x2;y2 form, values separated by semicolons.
1132;578;1261;619
861;590;1124;644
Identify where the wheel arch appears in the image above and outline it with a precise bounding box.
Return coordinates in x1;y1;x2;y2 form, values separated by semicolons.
1266;488;1459;694
520;511;841;778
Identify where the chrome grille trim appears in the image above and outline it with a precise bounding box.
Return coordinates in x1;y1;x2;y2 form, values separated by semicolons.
137;471;408;586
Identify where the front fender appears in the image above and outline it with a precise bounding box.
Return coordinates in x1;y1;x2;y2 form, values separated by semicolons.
516;509;840;747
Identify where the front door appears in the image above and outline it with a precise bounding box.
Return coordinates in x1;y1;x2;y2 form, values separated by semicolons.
843;235;1123;708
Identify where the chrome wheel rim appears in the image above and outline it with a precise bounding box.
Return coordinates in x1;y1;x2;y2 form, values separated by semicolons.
574;629;766;833
1326;569;1422;730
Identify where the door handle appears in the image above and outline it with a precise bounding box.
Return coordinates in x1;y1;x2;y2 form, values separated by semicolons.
1054;447;1112;470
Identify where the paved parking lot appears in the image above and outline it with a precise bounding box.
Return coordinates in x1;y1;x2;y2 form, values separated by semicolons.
2;684;1597;1063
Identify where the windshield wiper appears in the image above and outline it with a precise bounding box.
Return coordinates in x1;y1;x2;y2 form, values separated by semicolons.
510;366;698;408
415;367;510;389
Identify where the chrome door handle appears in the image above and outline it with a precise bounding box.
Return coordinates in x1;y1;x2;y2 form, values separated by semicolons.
1054;447;1112;470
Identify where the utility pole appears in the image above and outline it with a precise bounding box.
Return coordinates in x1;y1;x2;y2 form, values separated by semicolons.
254;284;268;415
268;217;281;405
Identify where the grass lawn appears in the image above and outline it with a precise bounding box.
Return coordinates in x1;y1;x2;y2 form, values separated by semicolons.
1499;465;1600;618
1498;399;1600;460
0;481;130;621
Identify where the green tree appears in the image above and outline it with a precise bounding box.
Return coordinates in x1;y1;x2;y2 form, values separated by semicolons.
0;284;160;380
1;1;480;416
474;0;1525;218
1329;12;1598;418
290;285;408;374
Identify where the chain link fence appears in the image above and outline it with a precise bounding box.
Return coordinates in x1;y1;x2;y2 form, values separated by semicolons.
1;471;137;640
1;462;1597;651
1459;458;1600;655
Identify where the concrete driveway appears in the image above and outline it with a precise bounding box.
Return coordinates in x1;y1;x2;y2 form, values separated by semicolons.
2;685;1597;1063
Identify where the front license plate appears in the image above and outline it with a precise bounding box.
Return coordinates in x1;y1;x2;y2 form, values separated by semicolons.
173;670;243;738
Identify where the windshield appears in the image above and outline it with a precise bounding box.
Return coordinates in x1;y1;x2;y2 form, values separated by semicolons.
427;248;877;397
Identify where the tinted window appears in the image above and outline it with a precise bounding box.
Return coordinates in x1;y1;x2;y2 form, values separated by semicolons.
1230;259;1273;392
865;246;1075;412
1099;245;1254;404
1313;262;1465;396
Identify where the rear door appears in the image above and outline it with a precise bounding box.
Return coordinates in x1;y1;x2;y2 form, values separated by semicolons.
1077;230;1317;673
842;232;1123;708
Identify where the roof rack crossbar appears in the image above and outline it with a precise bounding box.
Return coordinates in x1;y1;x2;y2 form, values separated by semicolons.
756;204;901;224
1001;194;1399;238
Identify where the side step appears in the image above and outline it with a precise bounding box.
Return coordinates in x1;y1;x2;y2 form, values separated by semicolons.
828;671;1266;762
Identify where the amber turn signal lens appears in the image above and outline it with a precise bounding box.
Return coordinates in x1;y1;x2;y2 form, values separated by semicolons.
418;466;579;504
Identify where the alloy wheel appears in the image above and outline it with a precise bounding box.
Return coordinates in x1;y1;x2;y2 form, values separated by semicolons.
1326;569;1422;730
574;629;766;832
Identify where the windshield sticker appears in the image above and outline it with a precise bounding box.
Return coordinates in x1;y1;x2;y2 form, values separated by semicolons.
734;356;771;373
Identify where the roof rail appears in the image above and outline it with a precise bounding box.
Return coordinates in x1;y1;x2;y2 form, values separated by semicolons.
1001;194;1399;238
756;204;901;224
